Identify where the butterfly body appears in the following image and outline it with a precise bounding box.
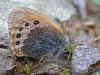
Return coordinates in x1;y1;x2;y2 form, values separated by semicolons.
8;7;69;74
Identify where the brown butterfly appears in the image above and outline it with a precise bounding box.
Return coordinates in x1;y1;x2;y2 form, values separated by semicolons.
8;7;71;75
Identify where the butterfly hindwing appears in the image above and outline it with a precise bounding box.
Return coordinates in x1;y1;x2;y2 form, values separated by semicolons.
8;7;65;58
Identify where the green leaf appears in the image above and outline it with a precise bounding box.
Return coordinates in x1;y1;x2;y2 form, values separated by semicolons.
25;64;31;75
63;70;68;75
91;0;100;6
68;44;74;51
63;68;71;75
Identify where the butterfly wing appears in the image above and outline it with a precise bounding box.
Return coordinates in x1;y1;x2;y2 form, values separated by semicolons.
8;7;66;59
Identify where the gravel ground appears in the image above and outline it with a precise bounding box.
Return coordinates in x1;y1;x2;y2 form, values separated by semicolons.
72;45;100;72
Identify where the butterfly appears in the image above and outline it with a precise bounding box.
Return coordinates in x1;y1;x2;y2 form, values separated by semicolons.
8;7;71;74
